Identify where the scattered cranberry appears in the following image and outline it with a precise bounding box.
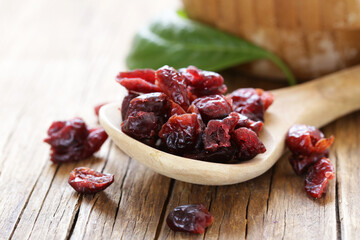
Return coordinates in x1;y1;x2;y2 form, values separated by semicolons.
44;118;108;163
305;158;335;199
159;113;202;153
286;124;334;155
289;150;329;175
116;69;161;93
119;66;272;163
227;88;265;122
232;127;266;160
68;167;114;194
166;204;214;234
190;95;233;122
156;65;190;110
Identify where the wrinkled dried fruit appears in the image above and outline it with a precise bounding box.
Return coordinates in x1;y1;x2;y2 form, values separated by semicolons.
184;144;237;163
191;95;232;122
117;69;156;83
255;88;274;110
116;69;161;93
232;127;266;160
159;113;202;153
125;92;169;119
286;124;334;155
156;66;190;109
227;88;265;121
68;167;114;194
289;150;329;175
203;112;239;152
44;118;108;163
166;204;214;234
305;158;335;199
121;92;139;120
235;113;263;135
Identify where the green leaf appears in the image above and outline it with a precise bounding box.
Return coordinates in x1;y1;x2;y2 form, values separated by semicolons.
126;11;296;85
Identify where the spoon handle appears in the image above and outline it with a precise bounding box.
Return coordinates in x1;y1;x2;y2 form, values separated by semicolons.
272;65;360;128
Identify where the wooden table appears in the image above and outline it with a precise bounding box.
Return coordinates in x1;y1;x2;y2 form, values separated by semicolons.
1;0;359;239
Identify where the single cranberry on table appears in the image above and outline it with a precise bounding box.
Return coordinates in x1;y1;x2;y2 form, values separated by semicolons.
305;158;335;199
68;167;114;194
44;118;108;163
166;204;214;234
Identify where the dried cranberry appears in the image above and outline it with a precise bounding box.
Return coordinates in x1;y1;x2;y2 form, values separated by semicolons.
227;88;265;121
117;77;162;93
117;69;156;83
286;124;334;155
184;143;237;163
255;88;274;110
159;113;202;153
305;158;335;199
235;113;263;135
156;66;190;109
168;99;186;116
180;66;227;96
44;118;108;163
94;102;108;117
125;93;169;119
232;127;266;160
166;204;214;234
289;150;329;175
190;95;233;122
68;167;114;194
203;112;239;152
122;111;161;145
121;92;139;120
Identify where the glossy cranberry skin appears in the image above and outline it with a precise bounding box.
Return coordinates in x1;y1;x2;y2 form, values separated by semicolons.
44;118;108;163
191;95;233;122
68;167;114;194
203;112;239;152
184;143;237;163
232;127;266;160
166;204;214;234
156;66;190;109
125;92;169;119
121;92;139;120
116;69;161;93
227;88;265;121
255;88;274;110
286;124;334;155
159;113;202;153
305;158;335;199
235;113;263;135
289;150;329;175
180;66;227;96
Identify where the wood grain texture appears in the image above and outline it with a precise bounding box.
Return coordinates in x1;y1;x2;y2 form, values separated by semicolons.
0;0;359;239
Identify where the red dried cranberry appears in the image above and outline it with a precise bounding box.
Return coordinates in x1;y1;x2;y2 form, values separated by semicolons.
117;77;162;93
286;124;334;155
159;113;202;153
44;118;108;163
121;92;139;120
289;150;329;175
125;93;169;119
227;88;265;121
94;102;108;117
166;204;214;234
68;167;114;194
305;158;335;199
168;99;186;116
117;69;156;83
184;143;237;163
255;88;274;110
180;66;227;96
203;112;239;152
234;113;263;135
122;111;161;145
232;127;266;160
190;95;233;122
156;66;190;109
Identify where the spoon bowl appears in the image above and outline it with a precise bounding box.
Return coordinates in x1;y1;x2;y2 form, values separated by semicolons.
100;66;360;185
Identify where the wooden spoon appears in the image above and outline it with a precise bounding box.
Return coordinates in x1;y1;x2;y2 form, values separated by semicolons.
99;66;360;185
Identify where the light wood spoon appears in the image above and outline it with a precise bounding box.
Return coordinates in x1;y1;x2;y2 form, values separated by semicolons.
99;66;360;185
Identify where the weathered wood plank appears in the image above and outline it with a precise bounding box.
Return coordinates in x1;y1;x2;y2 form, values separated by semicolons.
331;112;360;239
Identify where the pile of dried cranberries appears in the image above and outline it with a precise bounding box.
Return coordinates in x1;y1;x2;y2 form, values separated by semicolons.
118;65;274;163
